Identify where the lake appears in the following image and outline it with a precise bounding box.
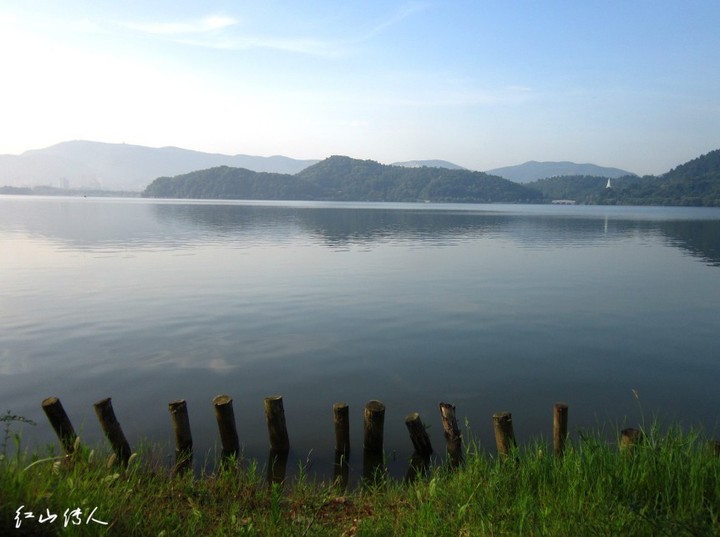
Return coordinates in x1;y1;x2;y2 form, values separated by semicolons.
2;196;720;480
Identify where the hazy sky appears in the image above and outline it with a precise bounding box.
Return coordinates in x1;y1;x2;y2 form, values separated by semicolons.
1;1;719;175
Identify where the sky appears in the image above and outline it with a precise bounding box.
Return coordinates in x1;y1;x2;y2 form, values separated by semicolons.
1;1;719;175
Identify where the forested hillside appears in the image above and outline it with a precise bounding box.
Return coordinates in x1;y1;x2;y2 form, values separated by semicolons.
143;156;543;203
525;149;720;206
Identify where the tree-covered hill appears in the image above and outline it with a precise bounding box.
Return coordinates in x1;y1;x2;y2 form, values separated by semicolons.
525;149;720;206
142;156;543;203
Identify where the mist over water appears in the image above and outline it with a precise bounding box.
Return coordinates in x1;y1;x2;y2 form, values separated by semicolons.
2;196;719;480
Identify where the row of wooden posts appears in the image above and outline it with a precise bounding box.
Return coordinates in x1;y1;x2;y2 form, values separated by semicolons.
40;395;644;484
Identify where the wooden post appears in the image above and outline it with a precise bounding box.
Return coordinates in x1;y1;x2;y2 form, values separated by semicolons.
405;412;433;457
333;403;350;456
492;411;516;458
553;402;569;457
168;399;193;474
93;397;132;467
362;400;385;484
264;396;290;453
212;394;240;460
363;400;385;455
439;402;463;467
41;397;77;455
620;428;643;454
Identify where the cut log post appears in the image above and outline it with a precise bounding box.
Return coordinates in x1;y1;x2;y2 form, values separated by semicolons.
93;397;132;467
212;394;240;461
168;399;193;474
41;397;77;455
363;400;385;455
405;412;433;457
439;402;463;467
492;411;516;459
620;428;643;454
553;402;569;457
333;403;350;456
264;396;290;453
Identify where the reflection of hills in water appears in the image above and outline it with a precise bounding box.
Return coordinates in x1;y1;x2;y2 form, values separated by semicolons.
152;203;720;266
659;220;720;267
3;197;719;266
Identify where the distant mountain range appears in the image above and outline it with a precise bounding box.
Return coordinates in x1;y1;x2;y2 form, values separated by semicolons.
0;140;641;192
486;161;635;183
391;160;466;170
2;140;718;206
0;140;319;191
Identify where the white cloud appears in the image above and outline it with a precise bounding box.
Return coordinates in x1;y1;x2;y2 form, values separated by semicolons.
126;14;238;36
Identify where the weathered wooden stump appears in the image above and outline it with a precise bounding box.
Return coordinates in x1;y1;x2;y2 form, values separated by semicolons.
405;412;433;457
93;397;132;466
553;402;569;457
492;411;516;459
212;394;240;461
404;412;433;482
439;402;463;467
41;396;77;455
362;400;386;485
264;396;290;453
363;400;385;455
168;399;193;474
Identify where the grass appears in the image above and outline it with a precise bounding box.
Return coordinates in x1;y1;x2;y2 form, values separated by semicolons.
1;416;719;536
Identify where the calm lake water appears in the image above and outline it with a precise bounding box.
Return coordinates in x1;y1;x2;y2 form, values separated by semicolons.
2;196;720;480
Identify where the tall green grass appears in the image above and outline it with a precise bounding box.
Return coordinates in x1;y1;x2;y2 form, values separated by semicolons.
1;418;718;536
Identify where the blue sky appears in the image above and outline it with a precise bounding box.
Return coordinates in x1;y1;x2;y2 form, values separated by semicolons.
1;1;718;175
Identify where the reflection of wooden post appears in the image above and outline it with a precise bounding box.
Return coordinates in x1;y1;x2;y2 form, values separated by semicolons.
212;395;239;460
362;450;384;485
41;397;77;455
405;412;433;457
333;403;350;456
93;397;132;466
492;411;516;458
264;396;290;453
439;402;463;467
404;452;432;483
267;449;289;485
553;402;569;457
168;399;193;474
620;428;642;454
333;449;350;491
363;400;385;455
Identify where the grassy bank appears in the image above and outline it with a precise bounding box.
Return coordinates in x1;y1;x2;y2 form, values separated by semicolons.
1;420;719;536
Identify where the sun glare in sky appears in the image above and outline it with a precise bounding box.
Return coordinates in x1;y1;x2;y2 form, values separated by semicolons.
1;1;719;174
